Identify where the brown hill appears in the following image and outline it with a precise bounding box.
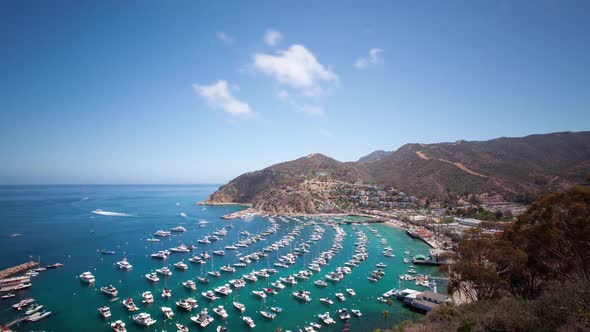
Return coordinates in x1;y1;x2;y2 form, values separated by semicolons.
206;131;590;211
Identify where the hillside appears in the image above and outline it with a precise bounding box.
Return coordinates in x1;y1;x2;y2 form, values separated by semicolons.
205;131;590;213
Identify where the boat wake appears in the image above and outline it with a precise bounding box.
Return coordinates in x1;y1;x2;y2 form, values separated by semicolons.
180;212;189;219
92;209;132;217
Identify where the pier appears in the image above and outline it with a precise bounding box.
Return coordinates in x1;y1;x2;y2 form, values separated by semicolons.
0;261;38;279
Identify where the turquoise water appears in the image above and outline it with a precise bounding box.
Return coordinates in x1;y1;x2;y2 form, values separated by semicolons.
0;185;443;331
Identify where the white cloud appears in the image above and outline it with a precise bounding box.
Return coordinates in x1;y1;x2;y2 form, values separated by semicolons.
277;89;290;102
298;105;324;116
354;48;383;69
253;44;338;96
216;32;234;44
264;29;283;46
193;80;252;116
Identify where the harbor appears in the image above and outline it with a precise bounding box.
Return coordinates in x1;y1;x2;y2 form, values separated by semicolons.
0;262;38;279
0;185;448;331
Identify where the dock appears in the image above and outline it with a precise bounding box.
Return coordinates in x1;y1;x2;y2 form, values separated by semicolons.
0;261;38;279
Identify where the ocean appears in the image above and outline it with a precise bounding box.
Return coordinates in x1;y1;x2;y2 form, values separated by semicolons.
0;185;443;331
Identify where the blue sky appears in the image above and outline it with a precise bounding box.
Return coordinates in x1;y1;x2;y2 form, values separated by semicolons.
1;1;589;184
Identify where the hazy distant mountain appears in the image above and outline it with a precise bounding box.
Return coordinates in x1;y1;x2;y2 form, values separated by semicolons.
357;150;393;162
206;131;590;212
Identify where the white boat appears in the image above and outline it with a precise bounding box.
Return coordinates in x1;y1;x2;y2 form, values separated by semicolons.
162;288;172;298
202;290;219;301
335;292;346;301
12;298;34;310
133;312;157;326
292;290;311;302
314;280;327;287
346;288;356;296
318;312;335;324
145;272;159;282
213;305;228;319
260;310;276;319
101;285;119;297
233;301;245;312
252;290;266;299
111;320;127;332
25;304;44;315
190;309;214;328
151;251;169;259
79;271;95;283
116;259;133;270
212;250;225;256
175;261;189;270
171;245;191;253
352;309;362;317
319;297;333;305
214;284;232;296
208;271;221;278
1;293;15;299
270;306;283;313
176;323;189;332
243;316;256;328
155;230;171;237
142;291;154;304
271;281;285;289
338;308;351;320
176;298;196;311
171;225;187;232
147;238;160;242
376;262;387;268
122;298;139;311
26;310;52;322
156;267;173;276
183;280;197;290
220;265;235;273
162;306;174;319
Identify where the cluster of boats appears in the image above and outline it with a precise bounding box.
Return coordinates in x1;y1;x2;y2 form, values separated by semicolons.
10;298;52;322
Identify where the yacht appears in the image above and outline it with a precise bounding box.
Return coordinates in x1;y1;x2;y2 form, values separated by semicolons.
338;308;351;320
176;323;189;332
161;288;172;298
233;301;245;312
233;262;247;268
220;265;235;273
212;250;225;256
26;310;52;322
111;320;127;332
229;278;246;289
224;245;238;250
116;259;133;270
145;272;159;282
100;285;118;297
214;284;232;296
79;271;95;283
252;290;267;299
155;230;171;237
174;261;189;270
142;291;154;304
156;267;173;276
314;280;327;287
318;312;335;324
151;251;169;259
1;293;15;299
176;298;195;311
197;276;210;283
12;298;35;310
161;306;174;319
183;280;197;290
198;237;211;244
122;298;139;311
171;225;187;232
279;276;296;285
376;262;387;268
133;312;157;326
25;304;44;315
100;249;116;255
403;257;411;263
351;309;362;317
243;316;256;328
201;290;219;301
346;288;356;296
319;297;333;305
171;245;190;253
243;273;258;282
208;271;221;278
260;310;276;319
190;309;214;328
292;290;311;302
213;305;228;319
271;281;285;289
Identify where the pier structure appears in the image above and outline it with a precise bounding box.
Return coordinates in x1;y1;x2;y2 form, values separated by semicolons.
0;261;38;279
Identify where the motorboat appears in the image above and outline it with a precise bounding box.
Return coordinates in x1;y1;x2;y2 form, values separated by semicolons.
25;304;44;315
12;298;34;310
142;291;154;304
214;284;232;296
292;290;311;302
376;262;387;268
220;265;235;273
212;250;225;256
243;273;258;282
151;251;170;259
208;271;221;278
233;301;245;312
101;285;118;297
197;276;210;283
176;323;189;332
346;288;356;296
213;305;228;319
198;237;211;244
156;267;173;276
243;316;256;328
111;320;127;332
155;230;171;237
79;271;95;283
133;312;157;326
1;293;15;299
271;281;285;289
314;280;327;287
171;245;190;253
319;297;333;305
171;225;187;232
270;306;283;313
252;290;266;299
145;272;160;282
260;310;276;319
190;309;214;328
183;280;197;290
26;310;52;322
162;306;174;319
176;298;195;311
175;261;189;270
147;238;160;242
116;259;133;270
162;288;172;298
318;312;335;324
122;298;139;311
335;292;346;301
201;290;219;301
352;309;362;317
264;287;278;295
101;249;116;255
338;308;351;320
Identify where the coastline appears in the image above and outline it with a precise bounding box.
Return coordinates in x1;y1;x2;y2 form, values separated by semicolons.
196;201;252;206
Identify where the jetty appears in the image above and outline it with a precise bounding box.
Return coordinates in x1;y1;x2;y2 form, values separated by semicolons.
0;261;38;279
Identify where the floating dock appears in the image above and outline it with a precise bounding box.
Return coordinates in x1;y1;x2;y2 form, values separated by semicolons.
0;261;38;279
